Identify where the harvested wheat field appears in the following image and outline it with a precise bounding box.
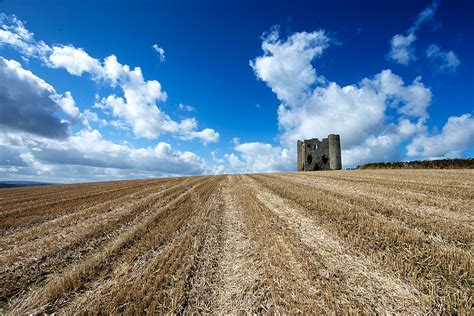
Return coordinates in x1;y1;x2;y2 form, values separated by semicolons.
0;170;472;314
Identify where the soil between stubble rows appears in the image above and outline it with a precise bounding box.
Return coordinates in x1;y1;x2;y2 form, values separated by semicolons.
0;170;472;314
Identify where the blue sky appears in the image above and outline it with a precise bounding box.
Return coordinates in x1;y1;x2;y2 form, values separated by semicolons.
0;0;473;182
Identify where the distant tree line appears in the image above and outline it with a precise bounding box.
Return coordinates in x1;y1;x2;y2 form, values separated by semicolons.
0;181;53;189
356;158;474;170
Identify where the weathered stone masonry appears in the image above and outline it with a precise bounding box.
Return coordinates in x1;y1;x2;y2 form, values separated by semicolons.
297;134;342;171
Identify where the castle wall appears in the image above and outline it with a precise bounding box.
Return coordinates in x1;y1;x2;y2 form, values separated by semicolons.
302;138;330;171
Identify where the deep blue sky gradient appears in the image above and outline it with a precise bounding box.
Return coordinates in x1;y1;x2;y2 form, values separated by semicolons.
1;0;473;165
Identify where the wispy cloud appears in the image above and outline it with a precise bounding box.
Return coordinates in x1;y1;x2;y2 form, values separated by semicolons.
179;103;196;112
426;44;460;73
152;43;165;62
387;0;440;65
409;0;440;33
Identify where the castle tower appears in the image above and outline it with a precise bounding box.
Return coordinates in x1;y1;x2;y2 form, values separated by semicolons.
328;134;342;170
297;134;341;171
297;140;304;171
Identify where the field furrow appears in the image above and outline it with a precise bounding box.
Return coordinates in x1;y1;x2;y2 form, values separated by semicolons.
250;173;472;313
5;176;214;314
0;170;471;314
274;173;473;248
0;180;168;231
236;175;327;313
244;175;427;313
0;179;179;251
0;177;200;310
313;170;474;202
213;176;272;313
299;171;473;214
0;180;137;205
56;176;224;314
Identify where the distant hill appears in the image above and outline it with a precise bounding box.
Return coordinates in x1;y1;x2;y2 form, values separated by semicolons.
0;181;54;189
357;158;474;170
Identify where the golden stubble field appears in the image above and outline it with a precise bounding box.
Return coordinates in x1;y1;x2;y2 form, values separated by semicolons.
0;170;472;314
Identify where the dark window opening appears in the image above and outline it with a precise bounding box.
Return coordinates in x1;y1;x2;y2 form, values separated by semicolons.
322;155;328;164
307;155;313;164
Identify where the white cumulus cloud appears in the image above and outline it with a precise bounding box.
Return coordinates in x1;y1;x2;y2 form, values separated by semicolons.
230;142;292;173
388;33;417;65
228;27;471;172
245;29;434;169
0;57;76;138
52;91;81;120
0;14;222;181
407;114;474;159
0;14;219;144
250;27;329;106
0;14;51;61
0;128;209;182
181;128;220;144
48;45;104;76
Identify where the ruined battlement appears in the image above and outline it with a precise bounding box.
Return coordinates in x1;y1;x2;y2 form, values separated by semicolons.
297;134;342;171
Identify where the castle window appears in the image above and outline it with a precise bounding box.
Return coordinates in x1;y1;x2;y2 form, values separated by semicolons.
314;145;319;150
307;155;313;164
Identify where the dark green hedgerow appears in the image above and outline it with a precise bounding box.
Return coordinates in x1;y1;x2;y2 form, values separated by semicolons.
357;158;474;170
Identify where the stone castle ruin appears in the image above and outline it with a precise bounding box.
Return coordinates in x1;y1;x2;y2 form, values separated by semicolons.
297;134;342;171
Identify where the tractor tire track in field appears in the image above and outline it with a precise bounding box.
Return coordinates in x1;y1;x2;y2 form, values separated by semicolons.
0;170;472;314
214;176;271;313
